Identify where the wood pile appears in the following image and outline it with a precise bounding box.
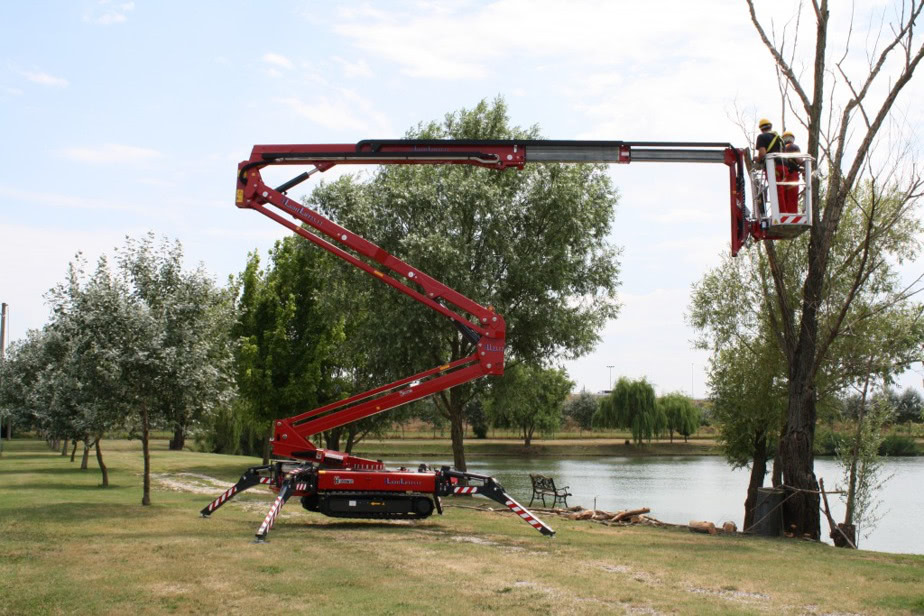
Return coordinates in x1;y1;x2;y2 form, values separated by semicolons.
451;503;739;536
545;506;739;535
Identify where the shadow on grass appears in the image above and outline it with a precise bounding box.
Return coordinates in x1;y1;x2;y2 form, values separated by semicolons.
9;481;123;492
0;453;74;461
0;466;110;476
1;501;155;525
297;520;451;533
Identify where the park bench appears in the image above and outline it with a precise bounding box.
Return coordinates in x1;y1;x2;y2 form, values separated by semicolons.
529;474;571;508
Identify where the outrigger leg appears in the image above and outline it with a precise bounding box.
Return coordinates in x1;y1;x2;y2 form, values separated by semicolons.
254;464;311;543
200;465;274;517
441;468;556;537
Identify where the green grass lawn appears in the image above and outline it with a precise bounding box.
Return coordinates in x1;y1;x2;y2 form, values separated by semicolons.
1;438;922;615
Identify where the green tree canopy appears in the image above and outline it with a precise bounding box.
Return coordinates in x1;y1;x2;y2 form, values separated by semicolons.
2;235;236;502
594;377;661;444
658;392;700;443
233;236;347;462
563;391;599;432
486;363;573;446
306;97;621;469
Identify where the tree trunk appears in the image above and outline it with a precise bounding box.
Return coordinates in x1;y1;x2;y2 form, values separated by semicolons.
168;423;186;451
60;440;68;456
344;426;357;453
771;430;783;487
833;522;857;548
743;432;768;531
779;375;820;539
324;427;343;451
262;433;271;466
141;402;151;506
449;400;466;471
80;441;90;470
95;438;109;488
70;440;78;462
845;373;871;527
669;429;674;443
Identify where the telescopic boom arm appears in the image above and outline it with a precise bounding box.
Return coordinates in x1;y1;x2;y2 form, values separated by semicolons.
236;139;753;460
203;137;808;540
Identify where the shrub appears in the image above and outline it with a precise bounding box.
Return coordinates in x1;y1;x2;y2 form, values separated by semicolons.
878;434;918;456
814;425;846;456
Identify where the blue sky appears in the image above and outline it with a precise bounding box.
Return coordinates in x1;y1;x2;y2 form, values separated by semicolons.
2;1;921;396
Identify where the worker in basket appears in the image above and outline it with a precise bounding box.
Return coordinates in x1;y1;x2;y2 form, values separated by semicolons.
754;118;784;215
781;130;801;214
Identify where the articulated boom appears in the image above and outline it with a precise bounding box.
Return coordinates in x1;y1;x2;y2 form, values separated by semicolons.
204;138;809;540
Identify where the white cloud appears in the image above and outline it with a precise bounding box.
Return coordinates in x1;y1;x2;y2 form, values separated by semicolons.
19;69;69;88
203;226;289;241
334;5;392;22
274;90;393;134
329;0;748;81
263;52;294;70
0;184;146;213
275;96;367;131
85;0;134;25
136;177;175;188
56;143;163;164
648;208;715;224
333;56;372;78
333;19;487;79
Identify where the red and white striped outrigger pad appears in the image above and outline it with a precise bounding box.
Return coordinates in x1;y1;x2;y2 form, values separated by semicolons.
257;492;287;538
502;494;556;537
204;477;272;514
452;486;555;536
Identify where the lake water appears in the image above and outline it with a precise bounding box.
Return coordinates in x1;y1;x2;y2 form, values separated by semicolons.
390;454;924;555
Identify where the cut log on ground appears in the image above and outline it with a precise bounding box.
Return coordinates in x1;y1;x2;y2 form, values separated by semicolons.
611;507;651;522
689;520;717;535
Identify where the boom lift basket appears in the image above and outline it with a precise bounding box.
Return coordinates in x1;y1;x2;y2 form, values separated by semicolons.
751;152;813;239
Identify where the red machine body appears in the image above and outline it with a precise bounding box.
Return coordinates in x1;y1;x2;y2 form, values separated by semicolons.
316;470;438;492
203;138;805;541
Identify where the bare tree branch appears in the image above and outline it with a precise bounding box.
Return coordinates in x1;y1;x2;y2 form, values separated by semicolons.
813;193;879;376
747;0;814;113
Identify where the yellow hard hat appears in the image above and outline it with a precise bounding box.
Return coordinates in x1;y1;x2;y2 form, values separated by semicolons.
758;118;772;129
782;130;794;140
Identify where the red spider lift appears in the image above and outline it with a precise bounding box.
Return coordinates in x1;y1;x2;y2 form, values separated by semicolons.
202;139;811;540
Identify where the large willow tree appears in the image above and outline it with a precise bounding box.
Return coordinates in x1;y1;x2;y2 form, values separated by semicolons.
594;377;662;444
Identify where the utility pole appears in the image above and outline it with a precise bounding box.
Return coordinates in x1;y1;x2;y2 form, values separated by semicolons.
606;365;614;391
0;302;6;455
